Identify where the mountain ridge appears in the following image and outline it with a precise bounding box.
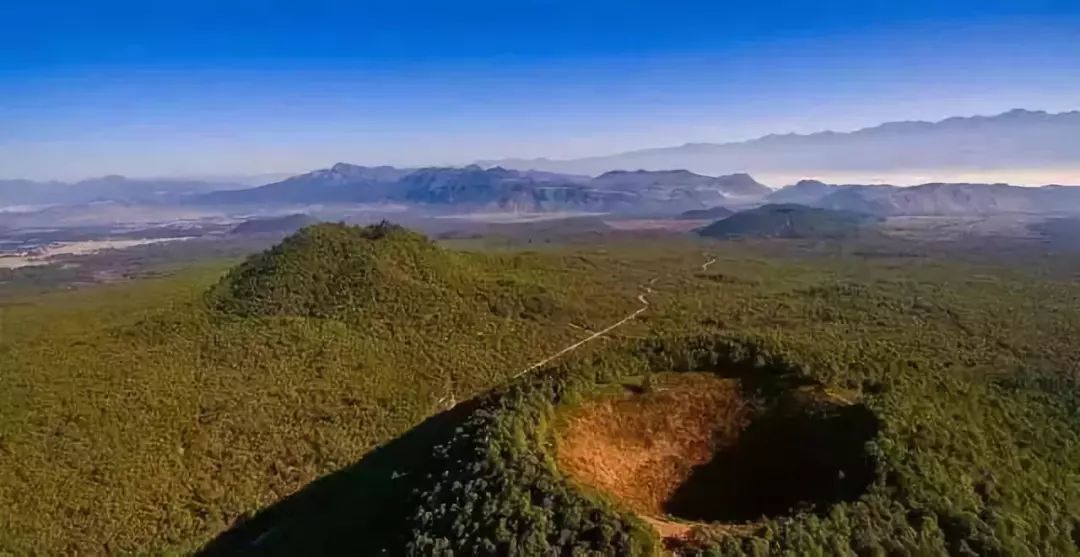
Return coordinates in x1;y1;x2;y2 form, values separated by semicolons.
0;175;246;206
191;165;771;214
767;180;1080;216
479;109;1080;183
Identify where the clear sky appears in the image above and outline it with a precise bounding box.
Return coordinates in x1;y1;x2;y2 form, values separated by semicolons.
2;0;1079;180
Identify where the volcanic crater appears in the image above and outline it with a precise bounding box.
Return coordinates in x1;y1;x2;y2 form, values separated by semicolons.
555;372;879;537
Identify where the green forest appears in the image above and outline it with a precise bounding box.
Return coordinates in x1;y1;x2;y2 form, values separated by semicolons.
1;223;1079;555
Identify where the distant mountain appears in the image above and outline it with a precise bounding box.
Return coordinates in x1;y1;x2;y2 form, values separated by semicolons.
400;167;767;212
196;164;640;212
399;166;592;209
198;163;414;205
678;206;734;220
181;159;1080;218
698;204;877;239
767;180;838;205
768;181;1080;216
589;169;716;191
0;175;244;207
193;164;768;214
481;109;1080;184
0;180;62;207
197;161;1080;217
588;170;768;203
713;173;773;197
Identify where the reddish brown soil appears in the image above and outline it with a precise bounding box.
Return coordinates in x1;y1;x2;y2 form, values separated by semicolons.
555;373;756;518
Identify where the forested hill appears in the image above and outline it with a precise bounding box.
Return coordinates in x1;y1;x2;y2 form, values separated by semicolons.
697;203;877;239
206;221;610;327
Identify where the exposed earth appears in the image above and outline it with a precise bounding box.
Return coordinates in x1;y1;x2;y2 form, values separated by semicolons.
556;372;879;546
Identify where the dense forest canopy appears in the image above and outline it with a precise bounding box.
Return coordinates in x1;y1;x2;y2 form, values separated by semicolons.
0;225;1078;555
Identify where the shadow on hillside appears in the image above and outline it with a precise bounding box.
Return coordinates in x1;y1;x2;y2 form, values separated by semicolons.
197;400;478;556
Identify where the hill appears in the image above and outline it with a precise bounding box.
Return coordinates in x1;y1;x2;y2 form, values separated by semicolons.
481;109;1080;184
207;221;617;327
698;204;876;239
678;206;734;220
767;181;1080;216
207;222;471;321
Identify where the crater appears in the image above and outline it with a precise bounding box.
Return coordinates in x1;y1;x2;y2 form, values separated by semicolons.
555;372;878;534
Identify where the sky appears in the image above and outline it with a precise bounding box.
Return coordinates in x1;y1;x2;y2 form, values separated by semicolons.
1;0;1079;181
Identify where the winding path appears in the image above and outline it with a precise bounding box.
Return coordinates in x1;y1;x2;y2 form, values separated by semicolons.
509;255;712;381
510;285;652;380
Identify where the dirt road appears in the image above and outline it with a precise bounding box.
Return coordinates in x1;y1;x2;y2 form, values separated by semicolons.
510;255;710;380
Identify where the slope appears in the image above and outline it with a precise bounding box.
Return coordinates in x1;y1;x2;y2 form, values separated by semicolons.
483;109;1080;183
698;204;877;239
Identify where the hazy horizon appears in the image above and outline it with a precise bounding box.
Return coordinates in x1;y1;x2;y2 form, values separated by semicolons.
3;1;1079;181
5;107;1080;187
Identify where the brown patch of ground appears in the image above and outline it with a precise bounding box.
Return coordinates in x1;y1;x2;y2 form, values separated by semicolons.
556;373;880;543
555;373;756;517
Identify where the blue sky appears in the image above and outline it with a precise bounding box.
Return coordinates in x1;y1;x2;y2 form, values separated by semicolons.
2;0;1079;180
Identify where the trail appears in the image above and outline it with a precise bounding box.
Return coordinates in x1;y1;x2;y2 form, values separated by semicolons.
510;284;652;380
509;256;707;381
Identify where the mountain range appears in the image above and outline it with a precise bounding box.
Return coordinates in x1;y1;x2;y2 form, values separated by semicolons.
8;165;1080;219
3;109;1080;218
770;180;1080;216
0;175;245;207
480;109;1080;185
191;165;1080;217
193;164;769;214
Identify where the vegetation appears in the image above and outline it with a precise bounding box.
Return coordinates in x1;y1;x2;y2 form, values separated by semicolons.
1;224;1079;555
0;223;643;554
698;203;878;239
207;222;466;320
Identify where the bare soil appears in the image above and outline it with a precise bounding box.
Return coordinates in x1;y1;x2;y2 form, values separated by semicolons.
555;374;756;517
555;373;879;543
